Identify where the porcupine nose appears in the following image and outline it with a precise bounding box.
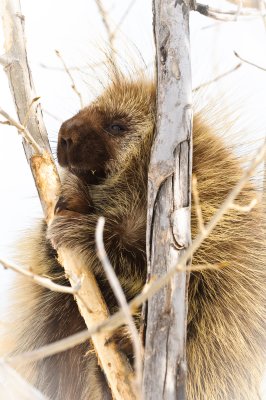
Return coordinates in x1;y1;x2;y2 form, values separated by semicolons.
57;118;83;166
58;119;80;150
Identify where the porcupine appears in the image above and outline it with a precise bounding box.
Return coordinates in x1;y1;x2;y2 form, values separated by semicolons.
3;74;265;400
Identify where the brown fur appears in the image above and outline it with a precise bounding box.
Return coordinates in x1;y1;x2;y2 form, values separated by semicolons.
2;75;265;399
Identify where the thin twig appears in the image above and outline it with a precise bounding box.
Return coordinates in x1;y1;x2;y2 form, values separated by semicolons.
95;0;114;44
43;109;62;122
193;63;242;92
231;198;258;212
4;330;92;365
196;2;266;21
234;51;266;71
0;108;42;154
197;2;263;15
40;63;81;71
55;50;84;108
111;0;136;38
40;60;105;72
0;259;81;294
96;217;143;399
22;97;41;127
1;253;102;327
95;0;117;65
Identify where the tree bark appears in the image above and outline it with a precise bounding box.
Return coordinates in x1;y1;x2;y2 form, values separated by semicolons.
0;0;58;220
143;1;192;399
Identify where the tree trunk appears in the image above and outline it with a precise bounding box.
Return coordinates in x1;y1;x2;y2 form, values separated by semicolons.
143;1;193;399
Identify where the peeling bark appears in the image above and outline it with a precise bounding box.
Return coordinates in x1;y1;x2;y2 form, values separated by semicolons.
143;1;192;399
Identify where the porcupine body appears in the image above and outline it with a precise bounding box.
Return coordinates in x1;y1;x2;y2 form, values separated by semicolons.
2;75;265;400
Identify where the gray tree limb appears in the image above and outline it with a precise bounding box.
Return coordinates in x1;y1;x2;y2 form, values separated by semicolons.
143;1;193;399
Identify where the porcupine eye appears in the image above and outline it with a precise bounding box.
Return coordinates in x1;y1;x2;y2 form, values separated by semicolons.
108;124;126;135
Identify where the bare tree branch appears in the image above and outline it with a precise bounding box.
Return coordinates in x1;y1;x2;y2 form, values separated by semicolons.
0;107;60;222
111;0;137;38
0;0;61;222
55;50;84;108
192;175;206;233
144;1;193;398
234;51;266;70
0;256;95;342
195;2;266;21
193;63;242;92
95;0;117;65
0;258;81;294
0;108;42;154
40;60;105;72
228;0;262;7
57;248;136;400
43;109;62;122
22;96;41;127
231;198;258;212
96;217;143;399
0;0;51;157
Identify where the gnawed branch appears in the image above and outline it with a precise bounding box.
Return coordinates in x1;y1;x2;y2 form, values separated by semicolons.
57;248;136;400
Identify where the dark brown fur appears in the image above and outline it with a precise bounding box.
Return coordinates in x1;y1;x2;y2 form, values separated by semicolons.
2;76;265;399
